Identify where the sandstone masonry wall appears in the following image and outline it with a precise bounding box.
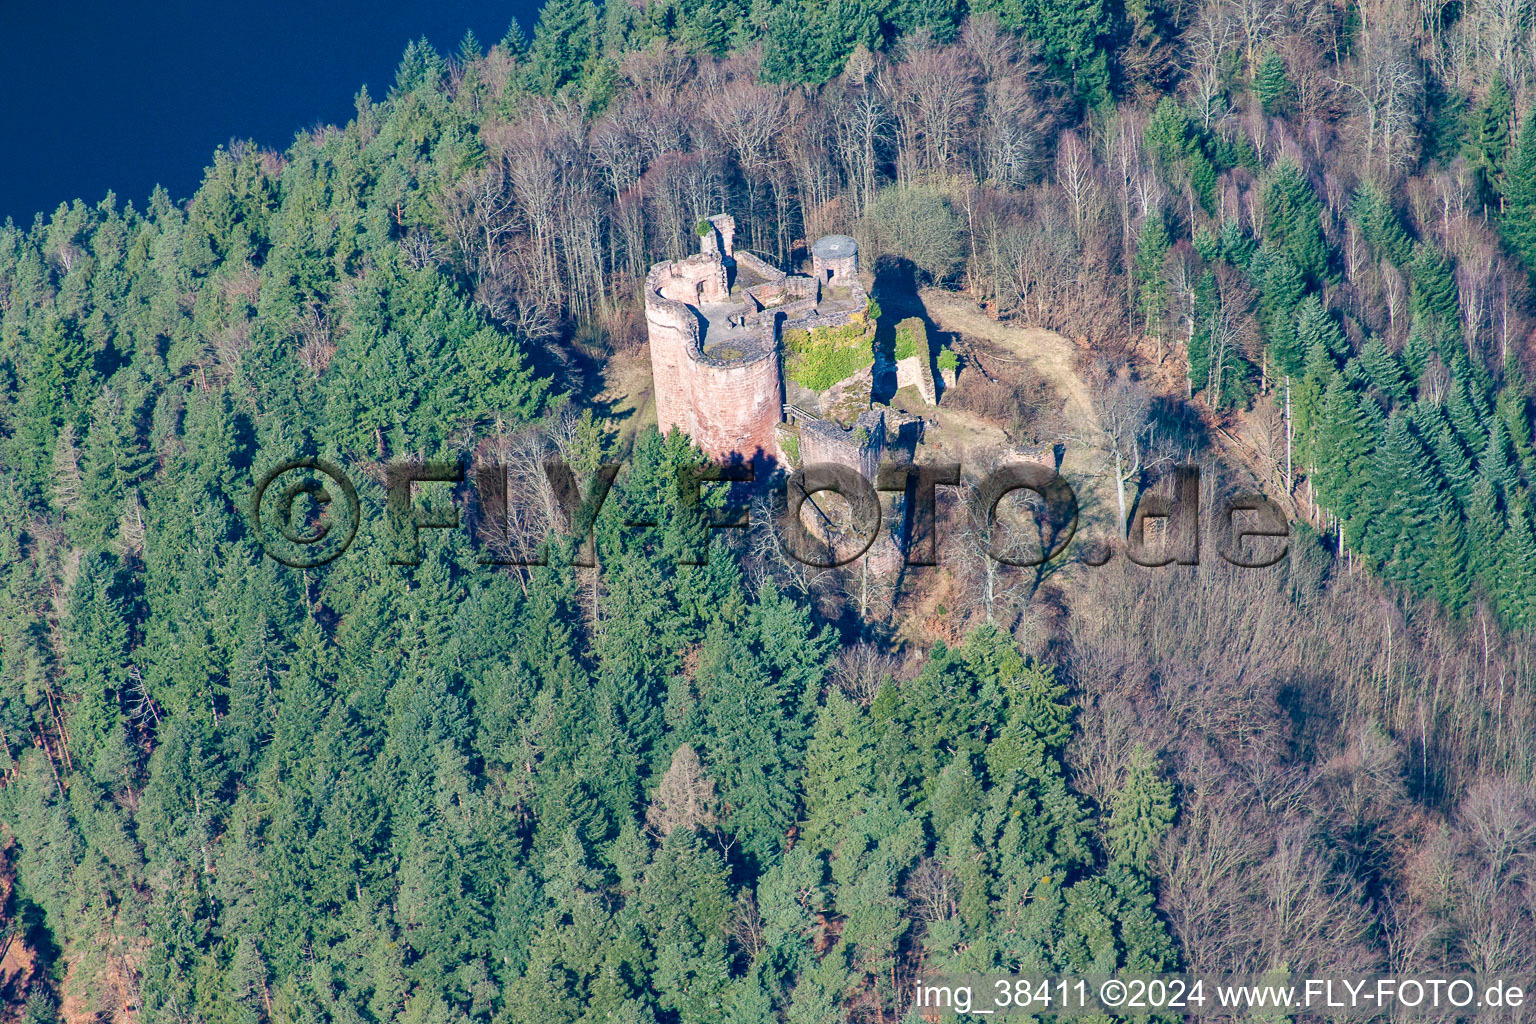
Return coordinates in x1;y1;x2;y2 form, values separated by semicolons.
645;255;782;464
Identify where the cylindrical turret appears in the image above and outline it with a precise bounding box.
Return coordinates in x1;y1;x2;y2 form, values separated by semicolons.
811;235;859;290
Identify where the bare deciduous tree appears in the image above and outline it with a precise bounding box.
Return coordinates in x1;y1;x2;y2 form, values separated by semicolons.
645;743;721;837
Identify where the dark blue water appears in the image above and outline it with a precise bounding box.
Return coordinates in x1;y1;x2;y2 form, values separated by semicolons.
0;0;542;224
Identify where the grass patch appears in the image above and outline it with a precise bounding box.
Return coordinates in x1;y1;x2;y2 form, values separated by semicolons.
784;320;875;390
894;317;927;361
781;431;800;464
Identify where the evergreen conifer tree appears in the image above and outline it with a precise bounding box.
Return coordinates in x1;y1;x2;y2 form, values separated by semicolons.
1261;162;1330;284
1315;373;1377;537
1367;415;1442;588
1255;48;1293;115
1358;335;1409;404
1465;476;1506;597
1106;744;1176;870
1134;213;1171;339
1350;181;1413;264
1496;500;1536;630
1427;420;1476;502
1410;243;1459;337
1295;294;1349;360
527;0;600;94
1403;319;1433;380
1258;250;1307;376
1429;497;1473;616
1465;78;1514;209
1480;420;1524;504
1501;106;1536;274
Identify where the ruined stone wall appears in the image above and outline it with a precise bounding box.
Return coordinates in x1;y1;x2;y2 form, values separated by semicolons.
784;303;865;335
799;410;885;480
893;318;938;405
734;250;782;282
655;254;729;305
894;356;938;404
706;213;736;257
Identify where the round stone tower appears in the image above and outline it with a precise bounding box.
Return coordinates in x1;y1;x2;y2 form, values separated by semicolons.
811;235;859;289
644;241;783;466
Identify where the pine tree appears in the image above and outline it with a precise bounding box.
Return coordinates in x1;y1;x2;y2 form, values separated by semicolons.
929;751;986;835
501;16;530;55
1106;744;1176;870
1502;106;1536;275
1464;77;1514;210
1365;415;1441;588
20;990;58;1024
1496;357;1536;478
223;614;280;775
527;0;600;94
80;380;153;544
1358;334;1409;405
64;553;134;776
1403;319;1433;381
695;625;804;873
636;827;732;1024
1410;242;1459;338
1446;371;1489;447
1427;420;1476;502
1261;162;1330;284
1495;499;1536;630
1480;419;1523;504
1257;249;1307;376
1315;373;1377;537
1350;181;1413;265
1429;497;1473;617
1295;294;1349;361
973;0;1110;104
26;313;95;425
1255;48;1293;115
1219;219;1256;265
1292;339;1334;470
1186;269;1218;393
392;37;448;93
761;0;876;86
1107;865;1178;971
802;691;878;851
1134;213;1171;339
1465;476;1505;598
1145;96;1195;168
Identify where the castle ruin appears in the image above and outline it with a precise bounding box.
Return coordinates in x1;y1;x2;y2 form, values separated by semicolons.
645;215;874;468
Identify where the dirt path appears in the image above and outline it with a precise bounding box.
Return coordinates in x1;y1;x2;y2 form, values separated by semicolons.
919;288;1101;437
917;289;1118;534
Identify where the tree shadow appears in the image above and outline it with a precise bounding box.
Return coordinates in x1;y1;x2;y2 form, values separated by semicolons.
869;255;959;406
541;326;635;431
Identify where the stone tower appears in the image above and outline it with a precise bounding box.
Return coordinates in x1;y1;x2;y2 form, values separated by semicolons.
645;221;782;466
811;234;859;290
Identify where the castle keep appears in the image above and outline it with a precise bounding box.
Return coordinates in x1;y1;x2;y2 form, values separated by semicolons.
644;215;871;466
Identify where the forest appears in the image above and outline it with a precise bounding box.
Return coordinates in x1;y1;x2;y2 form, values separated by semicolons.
1;0;1535;1019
